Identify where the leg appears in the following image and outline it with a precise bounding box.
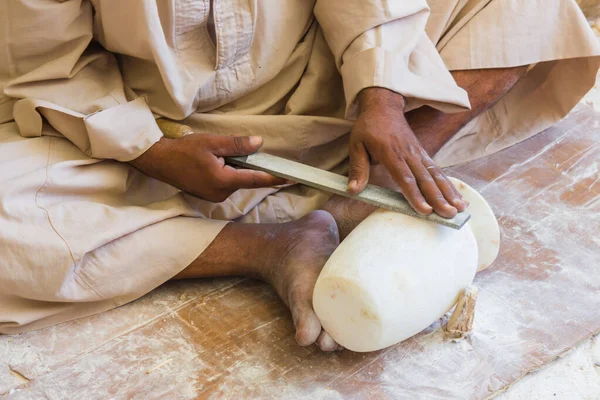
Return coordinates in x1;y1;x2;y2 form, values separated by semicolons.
323;65;529;239
173;210;343;351
407;66;529;156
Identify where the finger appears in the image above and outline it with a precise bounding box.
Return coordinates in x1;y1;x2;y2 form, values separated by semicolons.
382;155;432;215
348;140;370;195
424;163;468;212
446;174;469;210
421;155;467;210
219;166;287;190
406;157;457;218
208;135;264;157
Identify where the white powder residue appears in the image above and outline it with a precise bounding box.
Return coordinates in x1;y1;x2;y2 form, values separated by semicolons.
499;335;600;399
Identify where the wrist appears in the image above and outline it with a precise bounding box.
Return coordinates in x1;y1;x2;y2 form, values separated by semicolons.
129;136;173;173
358;87;406;114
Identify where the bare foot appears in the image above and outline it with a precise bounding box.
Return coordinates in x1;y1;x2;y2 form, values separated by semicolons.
174;209;343;351
261;210;343;351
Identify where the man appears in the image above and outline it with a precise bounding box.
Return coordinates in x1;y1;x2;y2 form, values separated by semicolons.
0;0;598;351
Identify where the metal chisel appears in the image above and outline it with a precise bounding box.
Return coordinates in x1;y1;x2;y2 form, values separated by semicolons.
157;119;471;230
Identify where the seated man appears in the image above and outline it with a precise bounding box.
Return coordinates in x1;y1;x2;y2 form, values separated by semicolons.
0;0;598;351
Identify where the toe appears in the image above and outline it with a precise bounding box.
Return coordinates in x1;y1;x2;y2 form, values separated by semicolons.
289;279;323;347
316;331;338;352
294;307;322;347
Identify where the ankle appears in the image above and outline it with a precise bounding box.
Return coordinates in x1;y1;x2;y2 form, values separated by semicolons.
252;222;295;283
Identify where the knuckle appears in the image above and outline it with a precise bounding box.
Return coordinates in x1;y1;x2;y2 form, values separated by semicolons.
232;136;246;153
419;174;435;183
406;143;420;156
351;140;364;151
391;146;406;159
408;152;424;163
351;163;367;173
431;172;446;181
400;175;417;185
421;153;434;162
420;149;432;158
445;187;459;197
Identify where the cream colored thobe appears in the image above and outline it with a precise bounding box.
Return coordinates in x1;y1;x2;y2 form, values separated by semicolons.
0;0;598;334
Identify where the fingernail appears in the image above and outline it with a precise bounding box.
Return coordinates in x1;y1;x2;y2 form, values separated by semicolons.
249;136;263;147
286;180;296;185
443;204;457;212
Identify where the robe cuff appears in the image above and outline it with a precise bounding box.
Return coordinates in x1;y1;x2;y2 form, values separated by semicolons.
341;47;472;118
83;97;163;162
14;97;163;162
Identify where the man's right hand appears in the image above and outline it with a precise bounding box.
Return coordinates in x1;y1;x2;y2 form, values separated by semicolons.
130;134;287;203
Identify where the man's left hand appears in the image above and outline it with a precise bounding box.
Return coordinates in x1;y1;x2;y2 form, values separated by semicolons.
347;87;467;218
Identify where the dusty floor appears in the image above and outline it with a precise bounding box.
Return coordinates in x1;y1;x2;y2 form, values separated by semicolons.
500;335;600;399
496;53;600;400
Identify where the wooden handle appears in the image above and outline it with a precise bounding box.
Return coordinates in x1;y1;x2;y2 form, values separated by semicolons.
156;119;194;139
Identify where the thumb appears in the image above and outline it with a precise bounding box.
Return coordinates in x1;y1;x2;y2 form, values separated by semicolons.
348;140;370;195
210;135;264;157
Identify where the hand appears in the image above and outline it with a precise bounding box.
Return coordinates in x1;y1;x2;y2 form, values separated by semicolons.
130;134;286;203
348;88;467;218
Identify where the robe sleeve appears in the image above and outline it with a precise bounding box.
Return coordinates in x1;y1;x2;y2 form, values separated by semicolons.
314;0;472;118
1;0;163;162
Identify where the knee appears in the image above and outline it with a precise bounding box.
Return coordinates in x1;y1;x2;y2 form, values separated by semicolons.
0;229;88;302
